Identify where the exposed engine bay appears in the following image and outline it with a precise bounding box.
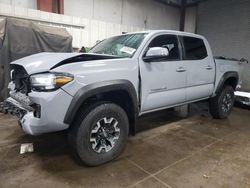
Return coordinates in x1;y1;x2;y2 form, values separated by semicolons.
10;64;31;94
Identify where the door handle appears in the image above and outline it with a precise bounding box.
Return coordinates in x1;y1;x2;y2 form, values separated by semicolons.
205;65;213;70
176;67;186;72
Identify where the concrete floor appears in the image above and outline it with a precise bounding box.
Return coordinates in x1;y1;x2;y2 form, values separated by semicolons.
0;103;250;188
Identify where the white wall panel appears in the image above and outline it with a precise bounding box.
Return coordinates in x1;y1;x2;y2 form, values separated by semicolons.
98;21;108;41
0;0;36;9
0;2;145;48
64;0;180;30
90;20;99;45
122;0;147;28
0;0;194;49
93;0;122;24
64;0;94;19
146;1;180;30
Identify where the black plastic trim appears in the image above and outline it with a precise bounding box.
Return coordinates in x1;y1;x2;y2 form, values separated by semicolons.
215;71;239;94
64;79;138;125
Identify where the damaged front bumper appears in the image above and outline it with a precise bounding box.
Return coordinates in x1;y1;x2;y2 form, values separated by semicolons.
0;89;73;135
0;97;29;119
0;91;35;119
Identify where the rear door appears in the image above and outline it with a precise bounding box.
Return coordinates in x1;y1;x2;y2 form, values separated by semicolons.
181;36;215;101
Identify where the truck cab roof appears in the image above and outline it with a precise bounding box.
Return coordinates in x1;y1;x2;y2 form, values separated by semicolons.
123;30;205;39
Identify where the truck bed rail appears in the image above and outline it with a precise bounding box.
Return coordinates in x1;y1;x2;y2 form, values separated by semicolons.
214;56;248;63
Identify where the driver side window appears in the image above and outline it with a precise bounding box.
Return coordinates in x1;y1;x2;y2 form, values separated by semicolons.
148;35;180;60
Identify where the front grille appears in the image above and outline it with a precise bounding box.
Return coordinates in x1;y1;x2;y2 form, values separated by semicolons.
10;64;31;94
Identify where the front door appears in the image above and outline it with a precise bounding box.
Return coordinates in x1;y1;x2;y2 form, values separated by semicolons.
139;34;187;113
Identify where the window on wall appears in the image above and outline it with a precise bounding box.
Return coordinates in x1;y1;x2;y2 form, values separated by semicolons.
37;0;64;14
182;36;208;60
148;35;180;60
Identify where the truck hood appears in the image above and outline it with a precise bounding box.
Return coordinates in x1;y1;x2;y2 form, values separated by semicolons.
11;52;121;74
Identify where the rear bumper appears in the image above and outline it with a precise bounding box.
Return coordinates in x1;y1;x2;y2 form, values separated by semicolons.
0;89;73;135
235;91;250;106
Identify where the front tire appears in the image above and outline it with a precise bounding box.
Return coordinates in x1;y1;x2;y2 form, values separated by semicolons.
69;102;129;166
209;85;235;119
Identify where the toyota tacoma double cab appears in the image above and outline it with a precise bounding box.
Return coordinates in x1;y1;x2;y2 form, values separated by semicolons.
0;30;243;166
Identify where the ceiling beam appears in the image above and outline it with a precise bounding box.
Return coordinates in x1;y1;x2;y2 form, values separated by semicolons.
154;0;181;8
186;0;205;7
154;0;205;8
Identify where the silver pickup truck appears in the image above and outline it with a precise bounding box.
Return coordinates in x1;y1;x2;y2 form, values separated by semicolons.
0;30;244;166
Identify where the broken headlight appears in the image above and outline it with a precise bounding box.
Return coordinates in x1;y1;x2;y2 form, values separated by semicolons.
30;72;74;91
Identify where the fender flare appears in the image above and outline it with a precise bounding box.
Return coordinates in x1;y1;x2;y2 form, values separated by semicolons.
64;79;138;125
215;71;239;94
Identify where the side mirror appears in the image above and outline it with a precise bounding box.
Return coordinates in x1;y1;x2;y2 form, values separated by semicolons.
143;47;169;62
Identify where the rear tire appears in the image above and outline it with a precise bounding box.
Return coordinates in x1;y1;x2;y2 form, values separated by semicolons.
69;102;129;166
209;85;235;119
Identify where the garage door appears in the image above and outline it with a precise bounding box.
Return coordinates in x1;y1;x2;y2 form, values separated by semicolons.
196;0;250;91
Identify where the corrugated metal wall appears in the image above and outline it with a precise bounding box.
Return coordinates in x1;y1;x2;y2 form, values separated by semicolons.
0;1;184;49
0;3;144;48
197;0;250;91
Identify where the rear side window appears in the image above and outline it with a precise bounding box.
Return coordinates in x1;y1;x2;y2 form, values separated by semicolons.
182;36;208;60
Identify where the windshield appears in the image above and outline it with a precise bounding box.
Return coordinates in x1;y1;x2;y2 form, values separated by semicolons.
89;33;148;58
